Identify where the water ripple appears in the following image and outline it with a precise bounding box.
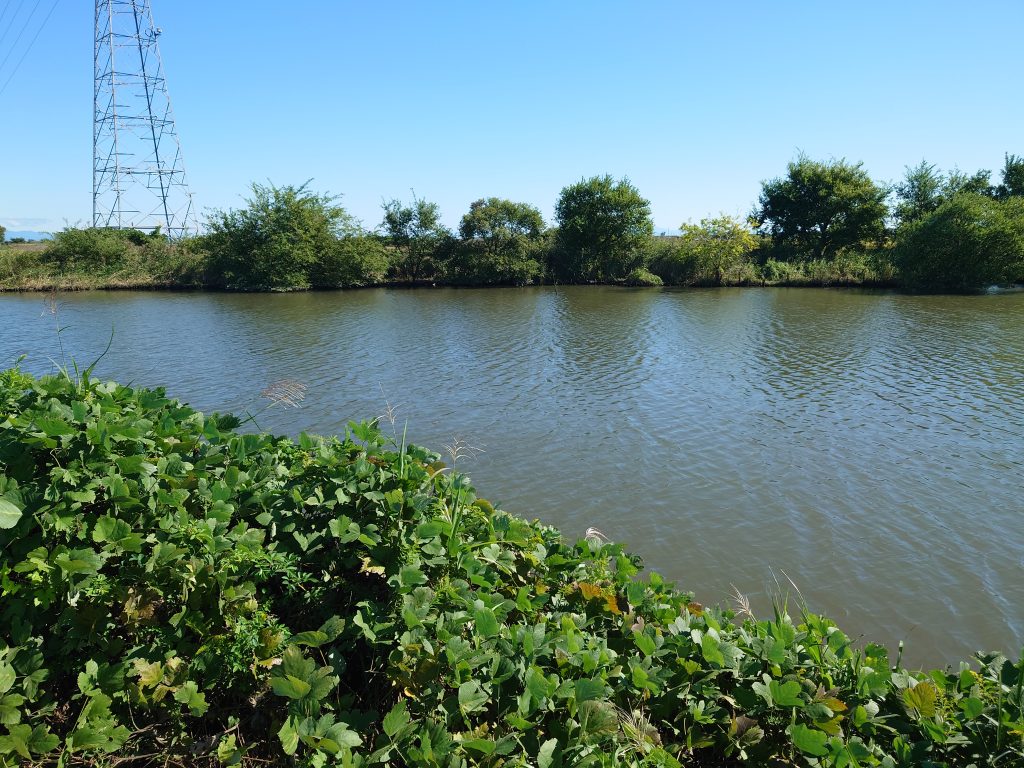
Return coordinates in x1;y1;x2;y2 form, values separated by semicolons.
1;286;1022;666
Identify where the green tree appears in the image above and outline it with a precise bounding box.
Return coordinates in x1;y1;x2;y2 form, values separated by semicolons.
380;195;449;282
313;234;390;288
451;197;545;284
753;155;888;261
945;168;993;198
0;224;6;243
893;161;945;225
680;215;757;284
996;153;1024;199
648;217;758;286
552;175;653;281
896;193;1024;291
205;182;355;289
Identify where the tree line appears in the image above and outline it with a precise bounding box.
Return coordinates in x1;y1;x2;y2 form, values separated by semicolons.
10;153;1024;292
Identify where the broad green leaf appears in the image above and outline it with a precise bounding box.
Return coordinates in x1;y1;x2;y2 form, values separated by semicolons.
0;694;25;726
537;738;559;768
27;725;58;755
280;646;315;680
701;634;725;666
35;418;75;437
93;516;132;544
903;681;937;718
789;724;828;756
399;565;428;588
271;674;312;700
921;717;947;742
216;734;242;766
0;723;30;758
319;616;346;642
574;678;605;704
383;699;410;739
634;632;656;656
0;498;23;529
526;666;556;703
290;630;329;648
960;696;984;720
0;663;15;695
278;717;300;756
173;681;209;716
473;604;500;638
55;549;103;576
458;680;489;714
134;660;163;688
769;679;804;707
461;738;495;755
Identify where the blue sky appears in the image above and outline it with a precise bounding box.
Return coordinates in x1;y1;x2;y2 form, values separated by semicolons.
1;0;1023;234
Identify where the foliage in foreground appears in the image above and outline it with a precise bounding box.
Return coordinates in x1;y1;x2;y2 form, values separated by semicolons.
1;368;1022;767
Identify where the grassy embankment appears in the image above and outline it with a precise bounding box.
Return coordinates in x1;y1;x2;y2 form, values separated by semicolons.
0;237;207;292
0;235;897;293
1;365;1021;767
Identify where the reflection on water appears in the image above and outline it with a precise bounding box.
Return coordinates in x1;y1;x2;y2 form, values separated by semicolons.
2;286;1023;666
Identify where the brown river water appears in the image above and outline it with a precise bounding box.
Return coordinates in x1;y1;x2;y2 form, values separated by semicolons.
1;286;1022;667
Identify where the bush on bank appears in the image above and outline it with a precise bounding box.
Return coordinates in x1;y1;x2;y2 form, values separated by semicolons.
0;228;207;290
1;366;1022;767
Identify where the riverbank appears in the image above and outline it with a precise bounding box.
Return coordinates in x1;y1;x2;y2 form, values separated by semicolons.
0;241;900;292
1;365;1021;767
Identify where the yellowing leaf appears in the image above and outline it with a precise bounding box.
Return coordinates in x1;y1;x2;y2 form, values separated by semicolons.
577;582;603;600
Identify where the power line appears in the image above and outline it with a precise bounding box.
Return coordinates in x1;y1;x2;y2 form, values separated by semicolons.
0;0;42;78
0;0;58;98
0;1;20;36
0;0;29;54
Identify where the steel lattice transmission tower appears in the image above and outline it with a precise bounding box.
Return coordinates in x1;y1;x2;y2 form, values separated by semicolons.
93;1;197;238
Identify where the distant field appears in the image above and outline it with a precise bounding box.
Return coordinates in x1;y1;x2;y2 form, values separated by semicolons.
4;242;48;252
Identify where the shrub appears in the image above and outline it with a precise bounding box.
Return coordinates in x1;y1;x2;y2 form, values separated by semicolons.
1;367;1021;767
896;193;1024;292
444;238;544;286
760;258;802;284
312;235;390;288
42;227;147;270
0;246;41;281
204;183;357;290
623;267;663;286
647;237;696;285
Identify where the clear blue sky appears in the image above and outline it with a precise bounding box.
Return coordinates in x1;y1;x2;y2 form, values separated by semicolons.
2;0;1023;234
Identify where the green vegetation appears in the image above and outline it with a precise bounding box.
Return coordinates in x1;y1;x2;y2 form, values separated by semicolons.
380;195;451;284
205;183;386;290
752;156;889;263
895;195;1024;292
449;198;546;286
649;216;759;286
552;175;654;283
0;229;206;291
1;366;1022;767
3;150;1024;293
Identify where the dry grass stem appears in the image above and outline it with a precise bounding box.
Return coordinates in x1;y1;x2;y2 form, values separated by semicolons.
259;379;307;409
730;584;753;620
442;436;485;467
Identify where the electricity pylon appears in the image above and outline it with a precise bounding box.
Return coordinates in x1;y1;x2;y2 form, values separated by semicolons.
93;1;197;239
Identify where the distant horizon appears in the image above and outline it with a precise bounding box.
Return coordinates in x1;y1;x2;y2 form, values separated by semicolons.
2;1;1022;234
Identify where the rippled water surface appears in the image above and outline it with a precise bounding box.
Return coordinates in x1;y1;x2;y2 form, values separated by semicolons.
2;287;1022;665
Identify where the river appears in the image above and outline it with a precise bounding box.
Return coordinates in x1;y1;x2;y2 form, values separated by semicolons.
2;286;1022;666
